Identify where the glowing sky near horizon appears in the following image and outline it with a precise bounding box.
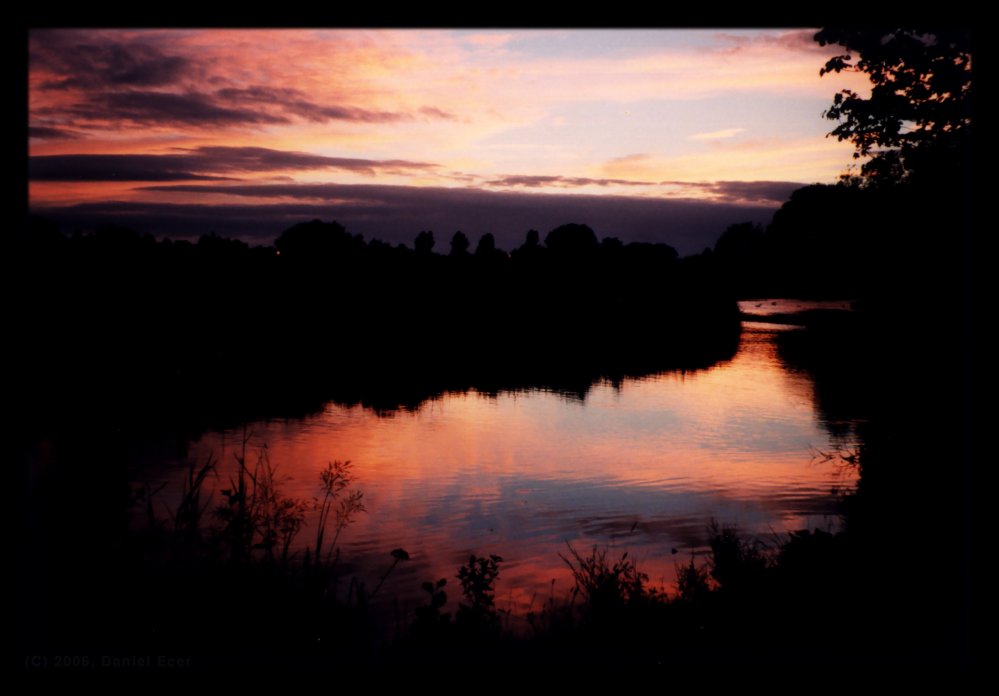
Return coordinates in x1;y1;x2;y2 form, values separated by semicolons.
28;28;872;248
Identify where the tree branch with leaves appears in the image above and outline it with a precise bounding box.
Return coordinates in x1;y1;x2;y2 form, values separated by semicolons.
815;27;972;185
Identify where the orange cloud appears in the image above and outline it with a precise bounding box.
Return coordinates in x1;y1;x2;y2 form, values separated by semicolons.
688;128;746;141
603;136;858;186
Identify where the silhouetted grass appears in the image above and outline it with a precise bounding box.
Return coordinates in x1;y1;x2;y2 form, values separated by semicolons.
560;544;660;623
27;451;969;669
311;460;365;572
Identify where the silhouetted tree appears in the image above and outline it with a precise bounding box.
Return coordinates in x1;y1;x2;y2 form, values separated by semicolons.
544;223;598;256
511;229;544;265
474;232;496;257
198;232;249;258
601;236;624;252
275;219;353;259
713;222;763;259
623;241;678;264
449;230;470;257
815;27;972;185
414;230;435;255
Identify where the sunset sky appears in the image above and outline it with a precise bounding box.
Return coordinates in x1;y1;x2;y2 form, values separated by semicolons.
28;28;871;254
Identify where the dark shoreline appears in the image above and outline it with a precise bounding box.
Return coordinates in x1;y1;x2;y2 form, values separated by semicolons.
28;219;743;439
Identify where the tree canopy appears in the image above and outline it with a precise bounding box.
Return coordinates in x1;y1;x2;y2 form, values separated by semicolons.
815;28;972;185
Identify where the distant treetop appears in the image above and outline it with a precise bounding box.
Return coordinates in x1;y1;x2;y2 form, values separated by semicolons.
544;223;598;256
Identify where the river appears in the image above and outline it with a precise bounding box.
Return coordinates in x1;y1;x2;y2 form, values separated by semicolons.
143;299;859;622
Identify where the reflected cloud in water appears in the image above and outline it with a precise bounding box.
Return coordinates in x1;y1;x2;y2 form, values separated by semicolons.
156;307;861;613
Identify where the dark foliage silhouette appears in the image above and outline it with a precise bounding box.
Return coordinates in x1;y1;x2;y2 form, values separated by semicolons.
455;554;504;637
706;27;972;302
815;27;972;185
414;229;435;255
544;222;598;258
448;229;470;257
28;215;740;436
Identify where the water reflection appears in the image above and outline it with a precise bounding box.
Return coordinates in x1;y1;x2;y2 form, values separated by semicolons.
170;306;858;617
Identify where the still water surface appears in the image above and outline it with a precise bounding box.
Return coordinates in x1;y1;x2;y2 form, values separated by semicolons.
170;300;858;616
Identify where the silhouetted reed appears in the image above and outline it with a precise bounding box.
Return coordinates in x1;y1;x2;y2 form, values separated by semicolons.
212;438;311;566
311;460;365;571
166;454;216;557
455;554;506;638
560;544;659;621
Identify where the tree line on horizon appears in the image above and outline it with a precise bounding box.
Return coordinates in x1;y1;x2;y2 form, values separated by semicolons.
27;215;742;436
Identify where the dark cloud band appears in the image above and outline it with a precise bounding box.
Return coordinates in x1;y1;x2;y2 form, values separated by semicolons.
31;31;459;131
29;147;439;182
29;126;81;140
662;180;805;205
29;155;236;182
31;31;193;90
